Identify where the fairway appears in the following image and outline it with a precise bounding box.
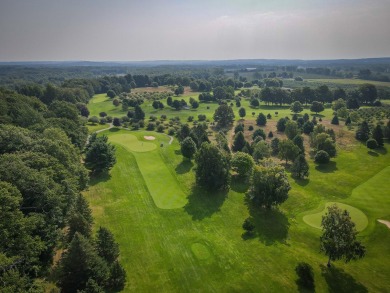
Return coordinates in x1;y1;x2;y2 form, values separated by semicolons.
303;202;368;231
108;131;187;209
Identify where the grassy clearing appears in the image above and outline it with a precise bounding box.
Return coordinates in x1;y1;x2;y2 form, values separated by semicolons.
303;202;368;231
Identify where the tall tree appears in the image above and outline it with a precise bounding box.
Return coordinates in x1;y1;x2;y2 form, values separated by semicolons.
96;227;119;264
256;113;267;126
372;124;384;147
278;139;300;165
231;152;254;179
320;204;365;267
290;101;303;113
85;135;116;174
239;107;246;119
180;137;197;160
213;104;235;127
232;131;247;152
310;101;324;114
291;154;309;179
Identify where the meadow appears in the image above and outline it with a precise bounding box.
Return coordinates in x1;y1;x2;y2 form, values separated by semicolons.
84;89;390;292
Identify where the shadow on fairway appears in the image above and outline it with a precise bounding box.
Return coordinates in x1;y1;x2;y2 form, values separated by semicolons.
376;147;387;155
315;161;338;173
88;172;112;186
109;127;120;132
184;186;227;220
244;198;290;245
320;265;368;293
175;160;193;174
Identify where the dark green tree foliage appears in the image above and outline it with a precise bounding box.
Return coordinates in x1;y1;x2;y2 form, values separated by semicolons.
311;133;337;157
58;233;109;293
320;204;365;267
303;113;310;122
315;150;330;164
232;131;247;152
291;154;309;179
96;227;120;264
248;160;291;208
215;132;231;154
285;121;300;140
302;121;314;134
239;107;246;118
366;138;378;149
107;90;116;99
278;140;300;164
290;101;303;113
252;141;271;162
113;117;121;127
358;84;377;104
252;129;266;140
213;104;235;127
271;138;280;155
310;101;324;114
234;123;244;134
242;218;255;234
85;135;116;174
355;121;370;142
195;142;230;191
345;116;352;125
231;152;254;179
276;118;287;132
331;115;339;125
295;263;314;290
108;261;127;291
178;124;191;141
292;135;305;154
190;123;210;147
80;279;104;293
372;124;384;147
180;137;197;160
256;113;267;126
134;105;145;121
68;194;94;240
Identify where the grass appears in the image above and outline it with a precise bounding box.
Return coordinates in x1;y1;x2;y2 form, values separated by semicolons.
109;133;157;152
303;202;368;231
84;86;390;292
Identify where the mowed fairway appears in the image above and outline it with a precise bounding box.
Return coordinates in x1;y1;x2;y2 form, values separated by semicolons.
107;131;186;209
303;202;368;231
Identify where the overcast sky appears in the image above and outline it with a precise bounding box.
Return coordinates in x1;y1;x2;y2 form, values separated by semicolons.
1;0;390;61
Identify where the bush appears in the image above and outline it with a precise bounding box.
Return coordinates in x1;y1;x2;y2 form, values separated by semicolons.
157;125;164;133
366;138;378;149
146;122;155;131
331;115;339;125
242;218;255;233
113;117;121;127
188;116;194;122
248;125;254;131
198;114;206;121
267;113;272;119
268;131;273;138
315;150;330;164
168;128;175;135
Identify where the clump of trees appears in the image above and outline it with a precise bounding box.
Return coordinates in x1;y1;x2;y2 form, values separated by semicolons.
85;134;116;174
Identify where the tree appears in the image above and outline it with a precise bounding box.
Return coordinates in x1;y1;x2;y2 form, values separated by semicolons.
113;117;121;127
195;142;230;190
332;98;346;111
231;152;254;179
303;121;314;134
372;124;384;147
68;194;93;240
366;138;378;149
113;98;120;107
271;138;280;155
252;129;266;140
331;115;339;125
320;204;365;267
152;100;160;109
312;133;337;157
310;101;324;114
278;139;300;165
167;96;173;106
285;121;299;140
96;227;119;264
239;107;246;119
85;135;116;174
58;233;109;293
276;118;287;132
256;113;267;126
242;218;255;234
248;160;291;208
134;105;145;121
345;116;352;125
291;154;309;179
315;150;330;164
213;104;235;127
234;123;244;134
108;261;127;291
250;98;260;108
191;100;199;109
232;131;247;152
359;84;377;104
290;101;303;113
180;137;197;160
252;141;271;162
107;90;116;99
355;121;370;142
292;135;305;153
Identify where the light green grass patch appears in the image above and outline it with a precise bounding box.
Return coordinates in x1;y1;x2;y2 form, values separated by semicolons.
303;202;368;231
191;243;212;260
109;133;156;152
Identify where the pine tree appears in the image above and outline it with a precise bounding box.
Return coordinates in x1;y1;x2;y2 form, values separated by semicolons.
232;131;247;152
291;154;309;179
96;227;119;264
372;124;384;147
256;113;267;126
355;121;370;141
331;115;339;125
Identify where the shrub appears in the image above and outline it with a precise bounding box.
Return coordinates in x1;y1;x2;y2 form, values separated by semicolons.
146;122;155;131
366;138;378;149
331;115;339;125
268;131;273;138
198;114;206;121
315;150;330;164
242;218;255;233
248;125;254;131
267;113;272;119
168;128;175;135
157;125;164;133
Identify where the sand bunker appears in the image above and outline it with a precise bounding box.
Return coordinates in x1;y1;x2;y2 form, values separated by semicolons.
144;136;156;140
378;220;390;229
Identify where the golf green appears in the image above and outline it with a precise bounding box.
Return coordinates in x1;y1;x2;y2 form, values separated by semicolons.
108;132;187;209
303;202;368;231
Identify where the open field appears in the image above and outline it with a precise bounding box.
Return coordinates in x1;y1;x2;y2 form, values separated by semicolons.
85;118;390;292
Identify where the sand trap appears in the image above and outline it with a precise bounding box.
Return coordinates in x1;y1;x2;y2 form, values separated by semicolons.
144;136;156;140
378;220;390;229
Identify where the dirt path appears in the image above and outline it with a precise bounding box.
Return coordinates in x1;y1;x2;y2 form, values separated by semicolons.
378;219;390;229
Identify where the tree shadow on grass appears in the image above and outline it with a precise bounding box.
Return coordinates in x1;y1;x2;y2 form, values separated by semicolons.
367;151;379;157
244;198;290;245
315;161;338;173
109;127;120;132
294;178;310;187
376;147;388;155
88;172;112;187
320;265;368;293
230;176;250;193
184;186;227;221
175;160;193;174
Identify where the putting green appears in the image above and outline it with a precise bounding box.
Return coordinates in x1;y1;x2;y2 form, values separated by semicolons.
303;202;368;231
109;133;156;152
108;132;187;209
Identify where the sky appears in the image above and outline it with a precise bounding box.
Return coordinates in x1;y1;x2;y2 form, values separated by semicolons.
0;0;390;61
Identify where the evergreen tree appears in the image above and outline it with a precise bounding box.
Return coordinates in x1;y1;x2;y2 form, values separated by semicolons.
239;107;246;119
108;261;127;291
331;115;339;125
291;154;309;179
96;227;119;264
213;104;235;127
180;137;197;160
232;131;247;152
292;135;305;154
345;116;352;126
372;124;384;147
355;121;370;142
68;194;94;240
85;135;116;174
256;113;267;126
134;105;145;121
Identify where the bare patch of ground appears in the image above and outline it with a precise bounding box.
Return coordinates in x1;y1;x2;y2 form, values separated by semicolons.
378;219;390;229
144;136;156;140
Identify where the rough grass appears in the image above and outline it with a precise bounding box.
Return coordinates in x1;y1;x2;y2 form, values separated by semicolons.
303;202;368;231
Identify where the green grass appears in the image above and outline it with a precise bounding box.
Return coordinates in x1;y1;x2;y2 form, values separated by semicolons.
303;202;368;231
109;133;156;152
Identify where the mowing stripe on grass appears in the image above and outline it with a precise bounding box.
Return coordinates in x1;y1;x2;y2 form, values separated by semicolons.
109;133;187;209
